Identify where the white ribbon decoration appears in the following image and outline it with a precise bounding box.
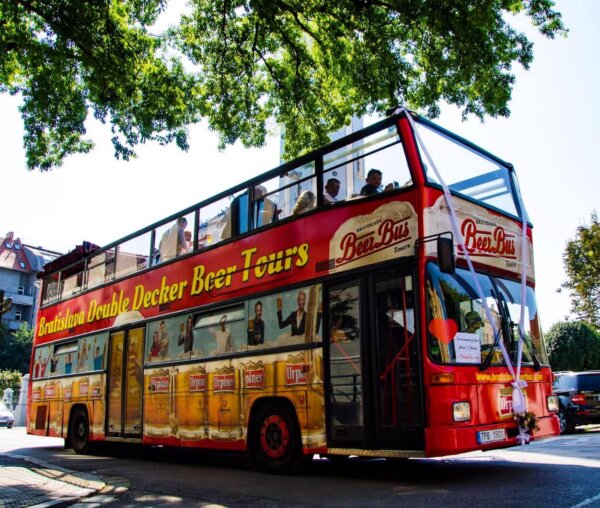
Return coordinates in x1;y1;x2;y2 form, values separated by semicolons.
399;108;530;438
516;425;531;445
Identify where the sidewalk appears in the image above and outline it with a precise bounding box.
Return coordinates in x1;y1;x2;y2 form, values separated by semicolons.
0;452;106;508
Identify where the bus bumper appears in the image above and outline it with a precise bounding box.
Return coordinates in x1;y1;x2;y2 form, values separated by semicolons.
425;414;560;457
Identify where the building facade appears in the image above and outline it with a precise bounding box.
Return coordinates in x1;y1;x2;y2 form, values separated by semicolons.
0;232;62;332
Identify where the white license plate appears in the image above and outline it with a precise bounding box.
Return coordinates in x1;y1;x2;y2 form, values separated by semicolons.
477;428;506;444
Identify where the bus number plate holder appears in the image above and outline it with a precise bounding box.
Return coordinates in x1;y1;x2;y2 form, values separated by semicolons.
477;428;506;444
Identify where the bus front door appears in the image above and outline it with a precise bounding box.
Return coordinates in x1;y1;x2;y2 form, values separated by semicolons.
326;271;424;451
327;282;365;445
107;327;144;438
371;272;424;450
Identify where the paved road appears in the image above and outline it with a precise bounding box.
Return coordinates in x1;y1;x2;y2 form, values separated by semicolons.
2;427;600;507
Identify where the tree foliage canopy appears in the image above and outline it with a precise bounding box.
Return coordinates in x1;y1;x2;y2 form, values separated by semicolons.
546;321;600;372
0;323;33;374
1;0;566;170
0;369;23;402
562;212;600;328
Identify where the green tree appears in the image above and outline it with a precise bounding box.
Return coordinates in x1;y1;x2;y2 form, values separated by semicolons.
0;369;23;407
562;211;600;328
545;321;600;372
0;322;9;352
1;0;566;171
0;323;33;374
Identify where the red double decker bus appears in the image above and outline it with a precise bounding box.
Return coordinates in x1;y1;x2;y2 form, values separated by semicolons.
28;108;559;472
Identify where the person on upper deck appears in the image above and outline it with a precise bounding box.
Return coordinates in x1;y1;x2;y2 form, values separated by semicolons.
360;168;395;196
292;190;316;215
254;185;281;226
323;178;341;204
159;217;189;262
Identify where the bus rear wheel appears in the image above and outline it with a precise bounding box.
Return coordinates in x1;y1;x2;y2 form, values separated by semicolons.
70;407;92;454
251;403;302;474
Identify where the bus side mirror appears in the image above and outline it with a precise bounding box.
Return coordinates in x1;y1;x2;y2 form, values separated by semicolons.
437;237;455;274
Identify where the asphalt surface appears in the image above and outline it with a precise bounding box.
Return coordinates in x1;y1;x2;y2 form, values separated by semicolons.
2;426;600;507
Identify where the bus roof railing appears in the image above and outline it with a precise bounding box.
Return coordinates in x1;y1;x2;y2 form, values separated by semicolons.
37;108;519;303
38;112;405;280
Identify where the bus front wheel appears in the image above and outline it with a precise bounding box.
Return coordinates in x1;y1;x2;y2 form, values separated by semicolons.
70;407;91;454
250;402;302;474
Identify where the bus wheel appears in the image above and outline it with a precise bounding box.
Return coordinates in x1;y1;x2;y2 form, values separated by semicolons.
70;407;92;454
251;403;302;474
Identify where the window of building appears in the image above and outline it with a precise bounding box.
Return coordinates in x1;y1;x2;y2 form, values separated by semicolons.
15;243;21;250
19;262;26;268
18;286;25;295
15;310;22;321
5;242;12;248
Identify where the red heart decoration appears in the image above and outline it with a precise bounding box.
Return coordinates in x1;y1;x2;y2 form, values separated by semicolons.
428;318;458;344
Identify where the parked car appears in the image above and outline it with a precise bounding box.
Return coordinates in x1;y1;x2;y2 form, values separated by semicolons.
0;401;15;429
553;371;600;434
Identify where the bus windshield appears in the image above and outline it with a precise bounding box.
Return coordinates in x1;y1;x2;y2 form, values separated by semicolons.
426;263;549;366
414;120;522;219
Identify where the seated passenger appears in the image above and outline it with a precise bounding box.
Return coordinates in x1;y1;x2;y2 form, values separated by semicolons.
323;178;341;204
292;190;316;215
254;185;280;226
159;217;189;262
360;168;395;196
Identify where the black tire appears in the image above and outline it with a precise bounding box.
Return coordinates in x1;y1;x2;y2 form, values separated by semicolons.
558;409;575;435
250;402;303;474
70;407;92;454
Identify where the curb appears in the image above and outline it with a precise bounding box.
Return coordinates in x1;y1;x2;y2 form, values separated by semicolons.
1;452;107;508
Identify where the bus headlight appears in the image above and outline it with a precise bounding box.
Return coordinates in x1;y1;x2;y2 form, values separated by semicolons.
453;401;471;422
547;395;559;412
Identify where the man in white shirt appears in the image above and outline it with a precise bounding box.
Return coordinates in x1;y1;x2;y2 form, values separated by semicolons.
323;178;341;204
211;315;233;353
159;217;188;262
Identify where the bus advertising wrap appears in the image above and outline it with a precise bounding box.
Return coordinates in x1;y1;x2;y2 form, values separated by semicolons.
36;196;419;342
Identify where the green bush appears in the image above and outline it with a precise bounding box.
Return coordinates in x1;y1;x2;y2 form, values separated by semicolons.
546;321;600;371
0;369;23;405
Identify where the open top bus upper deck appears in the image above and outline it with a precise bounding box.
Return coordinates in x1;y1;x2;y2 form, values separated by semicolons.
37;108;529;309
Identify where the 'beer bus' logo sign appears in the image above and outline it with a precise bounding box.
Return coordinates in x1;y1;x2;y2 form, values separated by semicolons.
425;195;531;276
329;202;417;273
150;375;170;393
460;218;517;259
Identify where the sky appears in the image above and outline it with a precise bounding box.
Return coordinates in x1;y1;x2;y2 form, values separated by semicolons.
0;0;597;331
